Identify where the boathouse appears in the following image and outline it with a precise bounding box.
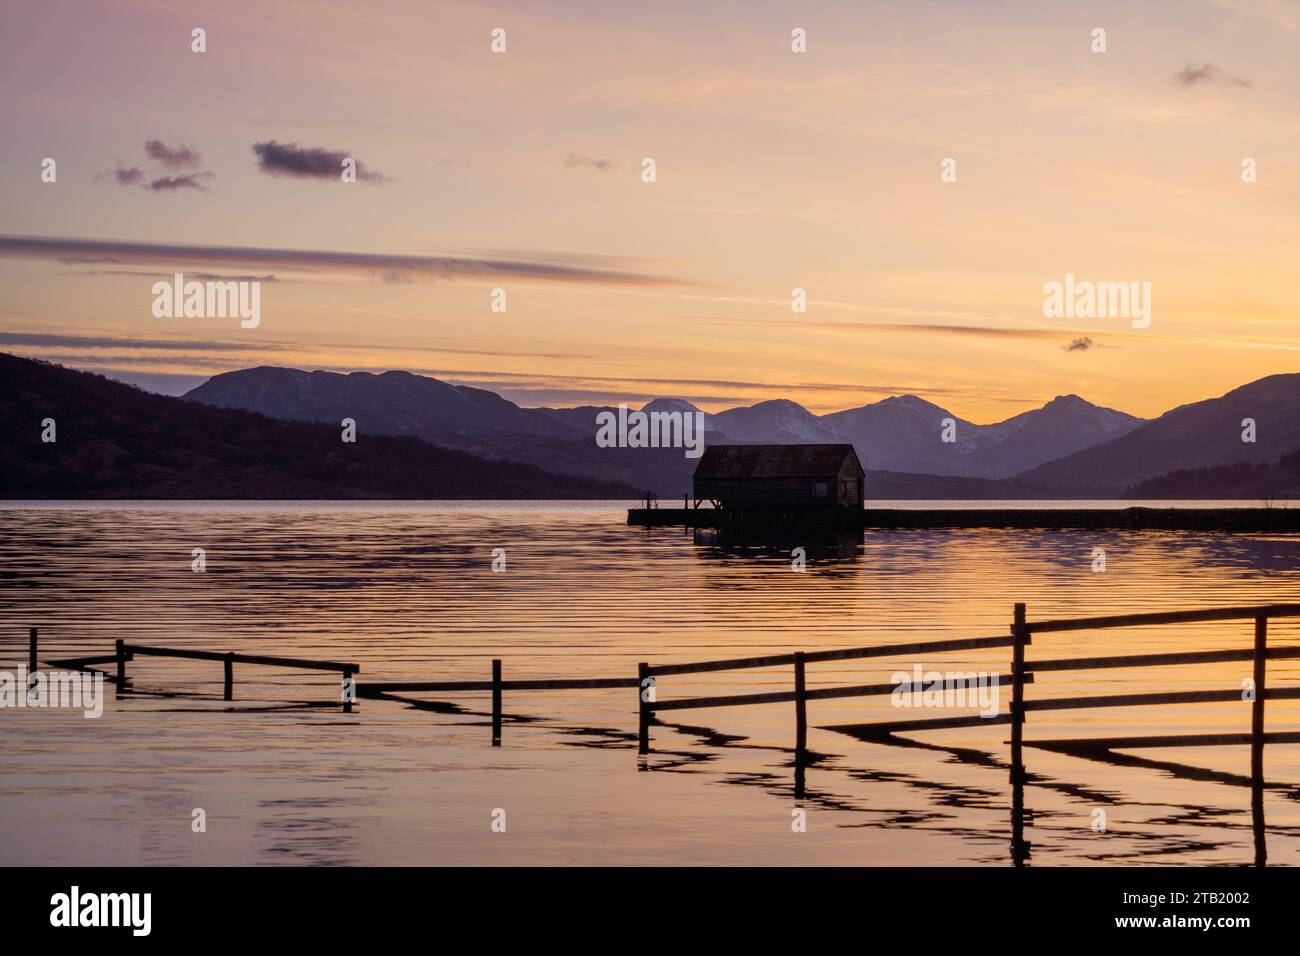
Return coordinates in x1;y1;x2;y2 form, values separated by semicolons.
692;444;865;510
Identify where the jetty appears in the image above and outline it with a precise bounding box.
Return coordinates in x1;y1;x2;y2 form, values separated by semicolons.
627;503;1300;532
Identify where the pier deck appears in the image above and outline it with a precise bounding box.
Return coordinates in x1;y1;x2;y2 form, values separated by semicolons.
627;506;1300;532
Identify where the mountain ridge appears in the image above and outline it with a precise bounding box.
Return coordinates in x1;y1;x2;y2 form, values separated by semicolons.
185;365;1149;488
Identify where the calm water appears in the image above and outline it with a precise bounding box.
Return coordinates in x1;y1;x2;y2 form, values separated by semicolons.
2;501;1299;866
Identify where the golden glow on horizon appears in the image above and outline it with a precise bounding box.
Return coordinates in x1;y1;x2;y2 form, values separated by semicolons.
1;0;1298;420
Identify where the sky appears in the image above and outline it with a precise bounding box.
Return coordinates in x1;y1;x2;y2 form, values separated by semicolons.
2;0;1299;421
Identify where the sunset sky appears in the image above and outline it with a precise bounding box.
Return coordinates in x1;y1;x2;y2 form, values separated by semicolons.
2;0;1299;420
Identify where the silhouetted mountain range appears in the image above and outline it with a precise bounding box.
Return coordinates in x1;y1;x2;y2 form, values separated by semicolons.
6;352;1297;499
185;366;1152;493
0;353;640;499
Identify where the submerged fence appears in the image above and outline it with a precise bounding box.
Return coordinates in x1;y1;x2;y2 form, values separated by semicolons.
23;600;1300;863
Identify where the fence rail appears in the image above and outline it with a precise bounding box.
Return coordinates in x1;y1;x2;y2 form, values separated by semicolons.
21;600;1300;865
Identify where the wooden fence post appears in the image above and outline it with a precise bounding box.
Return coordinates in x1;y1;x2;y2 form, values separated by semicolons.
223;652;234;702
492;659;502;746
115;639;126;697
794;652;807;757
1252;614;1267;867
1010;602;1030;863
638;662;651;754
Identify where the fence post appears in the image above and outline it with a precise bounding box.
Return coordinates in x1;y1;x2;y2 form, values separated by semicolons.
492;659;502;746
794;652;807;757
1010;602;1030;863
223;652;234;702
638;662;651;755
115;639;126;697
1252;614;1267;867
342;666;354;713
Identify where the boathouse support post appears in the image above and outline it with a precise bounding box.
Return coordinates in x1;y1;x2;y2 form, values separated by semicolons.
1010;602;1030;862
28;627;37;688
115;638;126;697
794;652;807;757
492;659;502;746
1252;614;1268;866
638;662;651;754
223;652;234;701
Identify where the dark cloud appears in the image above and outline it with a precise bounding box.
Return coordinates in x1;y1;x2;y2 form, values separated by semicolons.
146;172;214;192
252;140;388;182
563;153;614;171
114;165;145;186
103;142;214;192
1173;62;1251;88
1062;336;1095;352
0;235;696;288
144;140;202;169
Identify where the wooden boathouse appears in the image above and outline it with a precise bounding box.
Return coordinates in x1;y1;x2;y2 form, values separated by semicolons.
691;443;865;512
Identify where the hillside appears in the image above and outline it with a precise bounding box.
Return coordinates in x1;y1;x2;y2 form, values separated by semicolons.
0;353;641;499
1125;449;1300;499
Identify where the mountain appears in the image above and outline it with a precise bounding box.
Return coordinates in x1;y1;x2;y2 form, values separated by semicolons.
825;395;978;475
187;366;585;444
187;370;719;496
15;352;1297;500
976;394;1144;478
711;399;843;444
824;393;1144;478
1018;373;1300;495
0;353;640;499
185;368;1145;492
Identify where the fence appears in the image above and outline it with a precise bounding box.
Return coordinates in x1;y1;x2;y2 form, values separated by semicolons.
22;601;1300;863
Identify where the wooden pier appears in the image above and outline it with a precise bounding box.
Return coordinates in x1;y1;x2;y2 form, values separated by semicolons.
628;504;1300;532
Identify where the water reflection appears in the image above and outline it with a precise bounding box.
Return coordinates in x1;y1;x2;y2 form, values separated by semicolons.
3;502;1300;866
693;525;863;562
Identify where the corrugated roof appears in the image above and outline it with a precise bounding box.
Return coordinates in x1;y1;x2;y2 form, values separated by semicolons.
693;444;863;479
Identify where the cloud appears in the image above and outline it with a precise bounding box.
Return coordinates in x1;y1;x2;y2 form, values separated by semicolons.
74;270;277;282
0;332;272;352
563;153;614;171
703;316;1093;340
252;140;388;182
102;142;215;192
1062;336;1095;352
144;140;202;169
146;172;214;192
1172;62;1251;88
114;166;145;186
0;235;696;288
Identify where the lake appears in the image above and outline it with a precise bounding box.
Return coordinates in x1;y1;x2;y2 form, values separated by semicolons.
2;501;1298;866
